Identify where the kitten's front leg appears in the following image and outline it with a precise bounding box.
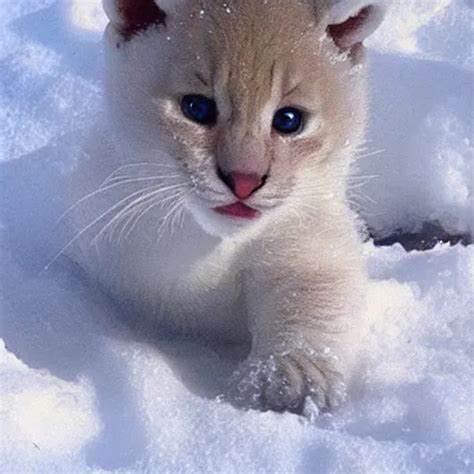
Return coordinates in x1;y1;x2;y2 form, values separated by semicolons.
229;249;365;415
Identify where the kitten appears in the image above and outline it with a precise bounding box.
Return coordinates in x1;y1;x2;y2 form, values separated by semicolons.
60;0;386;414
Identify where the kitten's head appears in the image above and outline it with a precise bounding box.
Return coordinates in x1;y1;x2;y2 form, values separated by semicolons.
102;0;385;237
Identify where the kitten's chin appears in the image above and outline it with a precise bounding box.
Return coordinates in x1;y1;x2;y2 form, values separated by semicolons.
185;197;262;238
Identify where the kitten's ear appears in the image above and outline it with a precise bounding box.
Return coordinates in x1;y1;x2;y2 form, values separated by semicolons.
327;2;386;50
103;0;173;38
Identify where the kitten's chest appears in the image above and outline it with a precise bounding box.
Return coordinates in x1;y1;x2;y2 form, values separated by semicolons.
90;216;248;340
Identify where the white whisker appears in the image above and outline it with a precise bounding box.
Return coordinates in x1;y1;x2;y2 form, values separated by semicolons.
119;190;185;242
155;193;189;244
44;184;163;271
44;181;186;270
103;174;181;185
90;184;186;246
57;176;180;225
347;174;379;182
356;148;385;160
98;162;177;186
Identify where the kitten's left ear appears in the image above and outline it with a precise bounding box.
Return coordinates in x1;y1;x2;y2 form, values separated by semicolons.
327;2;386;50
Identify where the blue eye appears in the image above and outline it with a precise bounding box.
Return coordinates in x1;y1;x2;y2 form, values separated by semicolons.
181;95;217;126
272;107;304;135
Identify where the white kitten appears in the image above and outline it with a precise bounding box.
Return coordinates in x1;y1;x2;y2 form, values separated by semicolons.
60;0;385;414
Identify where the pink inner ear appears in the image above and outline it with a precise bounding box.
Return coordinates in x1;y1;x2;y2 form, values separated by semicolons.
118;0;167;38
327;5;374;49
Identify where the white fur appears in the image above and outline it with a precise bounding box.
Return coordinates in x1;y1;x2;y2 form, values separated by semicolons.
61;0;386;413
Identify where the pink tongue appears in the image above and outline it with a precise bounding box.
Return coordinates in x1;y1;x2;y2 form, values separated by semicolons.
214;202;260;219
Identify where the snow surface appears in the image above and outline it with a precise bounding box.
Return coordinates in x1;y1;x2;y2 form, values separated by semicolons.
363;0;473;239
1;1;473;473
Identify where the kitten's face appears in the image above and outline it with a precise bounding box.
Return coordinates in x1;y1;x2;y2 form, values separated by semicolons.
104;1;369;237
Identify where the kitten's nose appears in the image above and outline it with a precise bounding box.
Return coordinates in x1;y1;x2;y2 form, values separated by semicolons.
217;169;265;200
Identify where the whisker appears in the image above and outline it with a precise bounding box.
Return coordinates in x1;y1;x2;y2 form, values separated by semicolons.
169;201;186;237
356;148;385;160
177;206;187;229
155;193;189;244
99;162;177;186
347;174;379;182
44;184;163;271
116;192;176;243
117;197;164;242
119;190;185;242
103;174;181;185
109;162;177;170
348;189;377;205
347;181;375;191
91;184;186;246
56;176;180;225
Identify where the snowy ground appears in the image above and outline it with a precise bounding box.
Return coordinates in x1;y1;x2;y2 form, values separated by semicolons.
1;1;473;473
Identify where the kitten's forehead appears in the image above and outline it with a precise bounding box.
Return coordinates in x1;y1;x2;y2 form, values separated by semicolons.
193;0;326;53
178;0;329;126
175;1;331;69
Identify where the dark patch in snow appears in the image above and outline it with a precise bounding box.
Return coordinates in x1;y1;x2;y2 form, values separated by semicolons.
372;221;472;252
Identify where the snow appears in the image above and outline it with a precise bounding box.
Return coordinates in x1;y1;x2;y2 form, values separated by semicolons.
0;339;100;471
361;0;473;239
0;1;473;473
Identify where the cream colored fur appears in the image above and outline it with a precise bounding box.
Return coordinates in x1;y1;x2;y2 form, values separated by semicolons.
60;0;384;413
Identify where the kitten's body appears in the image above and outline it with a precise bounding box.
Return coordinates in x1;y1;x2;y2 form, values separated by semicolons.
61;0;385;413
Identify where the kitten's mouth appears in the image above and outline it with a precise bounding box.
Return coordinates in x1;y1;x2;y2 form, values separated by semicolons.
213;202;261;220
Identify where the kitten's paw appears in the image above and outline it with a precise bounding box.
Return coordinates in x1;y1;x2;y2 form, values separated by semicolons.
226;349;346;415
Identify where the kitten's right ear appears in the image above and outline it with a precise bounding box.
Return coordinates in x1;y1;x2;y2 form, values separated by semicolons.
103;0;171;39
327;2;386;50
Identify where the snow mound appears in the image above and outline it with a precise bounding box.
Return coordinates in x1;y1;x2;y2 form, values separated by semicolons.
360;0;473;240
0;339;100;472
1;240;473;472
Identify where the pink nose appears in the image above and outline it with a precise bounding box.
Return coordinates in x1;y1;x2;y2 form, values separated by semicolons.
219;171;264;199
